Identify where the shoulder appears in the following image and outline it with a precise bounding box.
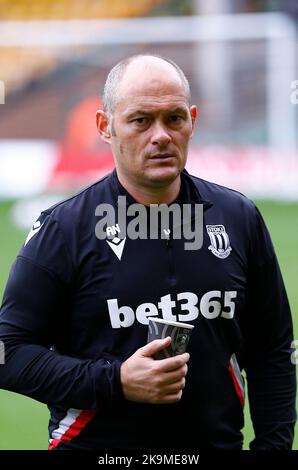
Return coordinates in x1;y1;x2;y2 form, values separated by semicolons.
20;172;115;276
43;172;114;223
187;173;275;259
23;171;115;253
189;172;257;215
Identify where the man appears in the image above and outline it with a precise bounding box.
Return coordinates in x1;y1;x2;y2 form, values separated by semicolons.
0;55;296;451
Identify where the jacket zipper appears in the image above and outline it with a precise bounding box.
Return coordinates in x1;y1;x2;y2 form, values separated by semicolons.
166;231;176;287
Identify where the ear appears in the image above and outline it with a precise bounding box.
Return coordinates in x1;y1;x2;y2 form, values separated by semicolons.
96;110;112;144
190;105;197;138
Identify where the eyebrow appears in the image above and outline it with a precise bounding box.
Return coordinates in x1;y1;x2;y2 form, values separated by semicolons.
126;107;188;118
167;107;188;114
126;110;152;118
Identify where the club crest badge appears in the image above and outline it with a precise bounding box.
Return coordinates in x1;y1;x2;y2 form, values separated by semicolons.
206;225;232;259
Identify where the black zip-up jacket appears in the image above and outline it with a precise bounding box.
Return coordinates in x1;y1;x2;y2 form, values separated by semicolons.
0;169;296;450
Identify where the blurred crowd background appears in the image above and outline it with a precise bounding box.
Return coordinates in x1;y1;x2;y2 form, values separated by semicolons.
0;0;297;450
0;0;298;202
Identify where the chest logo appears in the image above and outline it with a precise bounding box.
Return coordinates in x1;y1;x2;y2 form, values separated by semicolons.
106;224;126;260
206;225;232;259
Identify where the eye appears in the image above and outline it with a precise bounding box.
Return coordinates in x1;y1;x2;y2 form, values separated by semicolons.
169;115;183;124
132;117;147;125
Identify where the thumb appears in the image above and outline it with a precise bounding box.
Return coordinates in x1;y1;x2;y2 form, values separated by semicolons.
140;337;172;358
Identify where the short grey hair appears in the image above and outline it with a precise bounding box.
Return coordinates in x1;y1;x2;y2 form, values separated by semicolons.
102;54;191;118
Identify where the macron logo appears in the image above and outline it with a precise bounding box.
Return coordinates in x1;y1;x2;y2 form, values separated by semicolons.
106;237;126;261
106;224;126;261
24;220;43;246
24;221;43;246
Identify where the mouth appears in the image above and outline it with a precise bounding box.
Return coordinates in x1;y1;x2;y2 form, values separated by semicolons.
148;154;175;160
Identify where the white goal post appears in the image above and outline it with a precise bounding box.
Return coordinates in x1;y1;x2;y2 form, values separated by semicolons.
0;13;297;153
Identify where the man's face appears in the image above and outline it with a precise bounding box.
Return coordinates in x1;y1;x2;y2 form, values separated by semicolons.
98;59;197;191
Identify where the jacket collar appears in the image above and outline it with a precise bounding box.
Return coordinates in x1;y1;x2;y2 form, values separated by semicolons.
111;168;213;210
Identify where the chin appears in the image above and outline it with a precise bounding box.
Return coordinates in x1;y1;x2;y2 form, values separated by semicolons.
146;167;181;185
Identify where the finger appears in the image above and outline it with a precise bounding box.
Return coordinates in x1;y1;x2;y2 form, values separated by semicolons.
157;352;190;372
160;364;188;385
160;390;183;404
163;377;186;393
139;337;172;357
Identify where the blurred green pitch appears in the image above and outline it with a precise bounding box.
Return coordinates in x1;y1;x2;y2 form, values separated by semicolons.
0;199;297;450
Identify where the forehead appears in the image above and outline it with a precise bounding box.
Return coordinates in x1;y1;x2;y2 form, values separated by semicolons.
115;58;188;112
118;96;189;118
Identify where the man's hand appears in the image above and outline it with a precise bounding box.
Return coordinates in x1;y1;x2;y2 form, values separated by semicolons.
120;337;190;404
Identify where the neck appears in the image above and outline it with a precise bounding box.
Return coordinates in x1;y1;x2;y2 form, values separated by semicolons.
116;173;181;205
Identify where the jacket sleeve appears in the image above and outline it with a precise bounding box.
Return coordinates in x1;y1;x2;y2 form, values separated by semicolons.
0;213;123;409
243;205;296;450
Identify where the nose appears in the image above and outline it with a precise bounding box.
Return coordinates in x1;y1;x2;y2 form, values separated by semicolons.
150;121;171;148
